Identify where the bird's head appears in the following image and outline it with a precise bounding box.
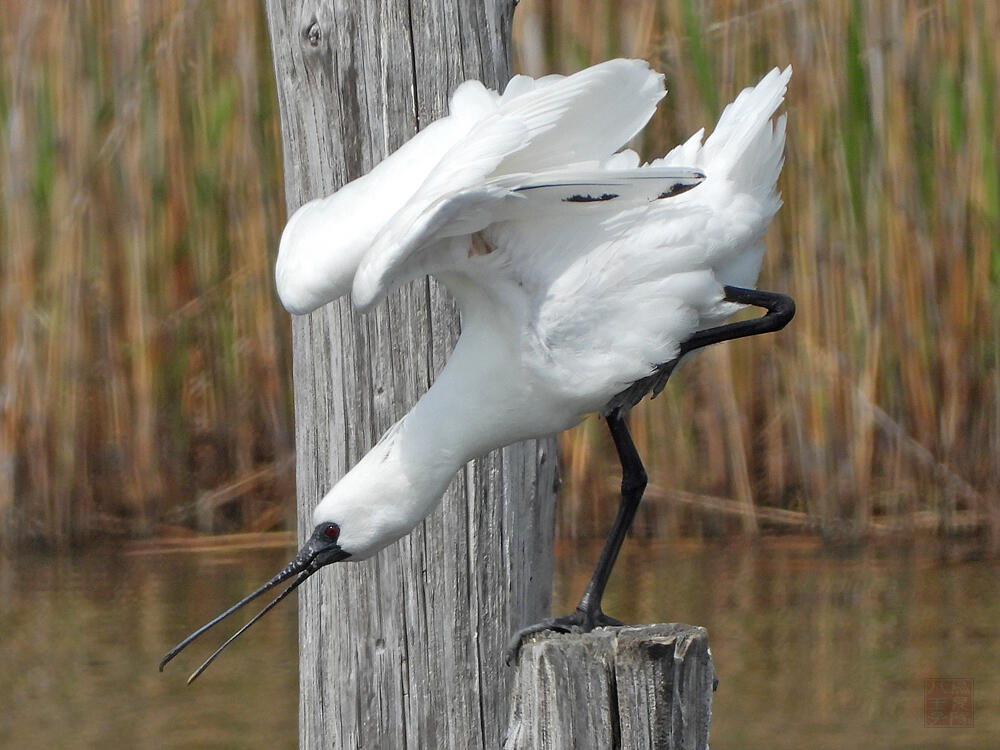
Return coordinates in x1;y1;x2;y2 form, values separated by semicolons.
158;451;422;683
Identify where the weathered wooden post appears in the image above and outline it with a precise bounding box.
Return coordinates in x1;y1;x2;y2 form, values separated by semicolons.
263;1;557;747
507;625;716;750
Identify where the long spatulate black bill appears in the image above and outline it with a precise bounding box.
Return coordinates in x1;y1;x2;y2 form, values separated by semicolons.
159;525;348;674
159;559;305;672
186;569;311;684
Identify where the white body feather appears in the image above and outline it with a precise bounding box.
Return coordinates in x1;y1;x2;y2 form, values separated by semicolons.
275;60;791;559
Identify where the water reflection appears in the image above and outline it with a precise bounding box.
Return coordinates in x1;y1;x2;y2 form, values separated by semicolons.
577;539;999;750
0;544;298;749
1;539;995;749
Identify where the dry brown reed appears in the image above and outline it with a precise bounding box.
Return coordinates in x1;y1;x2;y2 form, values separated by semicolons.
1;1;293;544
515;0;1000;545
1;1;997;546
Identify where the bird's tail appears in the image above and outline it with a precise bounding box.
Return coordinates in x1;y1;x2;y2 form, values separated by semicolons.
659;67;791;196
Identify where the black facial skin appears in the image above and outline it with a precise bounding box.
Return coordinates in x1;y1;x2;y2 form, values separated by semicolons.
158;522;350;683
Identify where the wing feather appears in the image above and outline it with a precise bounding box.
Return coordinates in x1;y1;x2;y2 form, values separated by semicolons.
351;167;705;310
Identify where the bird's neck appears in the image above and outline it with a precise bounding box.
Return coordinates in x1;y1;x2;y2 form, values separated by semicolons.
381;327;524;499
326;299;579;558
341;310;550;538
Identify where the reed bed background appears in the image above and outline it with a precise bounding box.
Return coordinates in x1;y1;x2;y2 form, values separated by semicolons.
2;0;997;547
1;1;293;544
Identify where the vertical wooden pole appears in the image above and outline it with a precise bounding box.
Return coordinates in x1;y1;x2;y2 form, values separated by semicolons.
263;1;557;747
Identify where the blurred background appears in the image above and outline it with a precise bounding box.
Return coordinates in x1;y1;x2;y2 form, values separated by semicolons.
1;1;997;748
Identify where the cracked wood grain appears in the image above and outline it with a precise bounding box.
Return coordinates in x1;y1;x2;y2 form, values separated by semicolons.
506;625;716;750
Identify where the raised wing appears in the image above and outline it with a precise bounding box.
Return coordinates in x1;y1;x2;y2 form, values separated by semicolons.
354;67;791;405
351;166;706;310
275;58;668;315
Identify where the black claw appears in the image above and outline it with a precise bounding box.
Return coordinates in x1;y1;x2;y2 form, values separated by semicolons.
505;609;625;665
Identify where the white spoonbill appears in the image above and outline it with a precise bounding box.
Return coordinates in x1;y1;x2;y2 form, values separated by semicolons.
161;59;794;682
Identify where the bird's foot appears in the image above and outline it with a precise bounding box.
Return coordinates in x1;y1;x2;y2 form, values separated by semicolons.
505;607;624;665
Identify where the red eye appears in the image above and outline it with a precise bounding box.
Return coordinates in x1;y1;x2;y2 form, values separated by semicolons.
324;524;340;539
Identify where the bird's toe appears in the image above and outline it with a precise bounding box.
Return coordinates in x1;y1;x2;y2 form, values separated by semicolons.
505;608;626;665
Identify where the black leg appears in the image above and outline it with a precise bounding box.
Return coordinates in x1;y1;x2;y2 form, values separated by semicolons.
574;410;647;618
679;285;795;355
604;286;795;413
505;411;646;663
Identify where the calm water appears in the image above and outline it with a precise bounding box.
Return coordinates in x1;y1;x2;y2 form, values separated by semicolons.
1;538;996;748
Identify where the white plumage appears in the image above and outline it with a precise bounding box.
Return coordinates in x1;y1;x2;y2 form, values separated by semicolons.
277;59;790;558
161;59;792;681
